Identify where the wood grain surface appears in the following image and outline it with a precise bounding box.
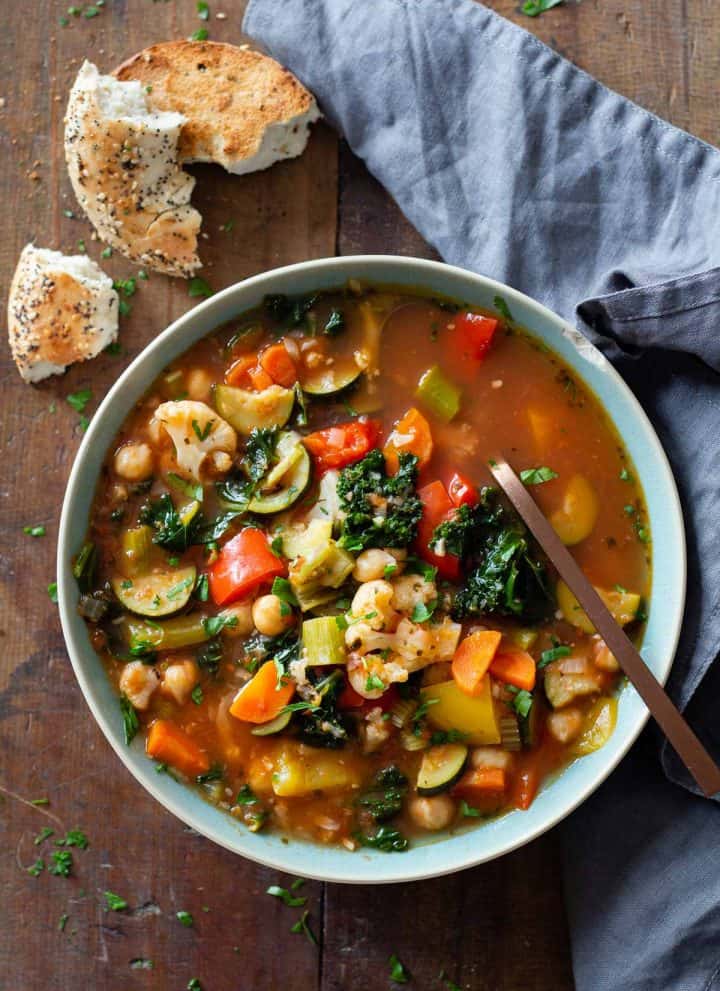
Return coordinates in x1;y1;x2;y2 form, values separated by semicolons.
0;2;716;989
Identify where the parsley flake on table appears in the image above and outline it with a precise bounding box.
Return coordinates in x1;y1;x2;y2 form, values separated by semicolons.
197;0;209;18
56;828;88;849
188;276;214;298
187;979;203;991
521;0;564;15
104;891;128;911
176;910;194;927
23;524;45;537
47;582;58;603
33;827;54;845
290;909;318;946
49;850;73;877
27;858;45;877
389;953;410;983
66;389;92;413
267;884;307;908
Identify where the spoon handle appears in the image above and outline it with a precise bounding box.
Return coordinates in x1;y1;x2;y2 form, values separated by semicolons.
489;456;720;798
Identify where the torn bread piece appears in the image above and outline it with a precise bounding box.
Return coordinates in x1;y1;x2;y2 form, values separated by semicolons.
65;61;201;277
8;244;119;383
114;41;321;175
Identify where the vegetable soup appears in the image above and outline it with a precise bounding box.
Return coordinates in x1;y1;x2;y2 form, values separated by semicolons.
75;283;650;851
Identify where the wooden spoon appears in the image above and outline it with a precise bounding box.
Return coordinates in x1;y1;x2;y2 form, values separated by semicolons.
488;455;720;798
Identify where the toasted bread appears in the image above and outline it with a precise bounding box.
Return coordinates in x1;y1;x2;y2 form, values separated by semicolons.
65;61;202;277
8;244;119;383
114;41;320;175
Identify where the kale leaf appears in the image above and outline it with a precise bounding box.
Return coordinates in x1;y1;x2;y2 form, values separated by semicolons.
357;765;408;822
337;450;422;552
439;488;554;622
296;669;350;749
263;292;319;330
244;427;279;483
196;638;223;676
242;629;301;674
139;493;197;551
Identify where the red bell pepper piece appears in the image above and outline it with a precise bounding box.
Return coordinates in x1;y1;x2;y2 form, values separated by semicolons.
303;419;381;473
447;470;479;508
208;528;286;606
452;312;498;362
415;480;461;582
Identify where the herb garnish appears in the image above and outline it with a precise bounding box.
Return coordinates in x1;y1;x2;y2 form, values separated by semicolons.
538;644;571;669
389;953;410;983
290;910;318;946
23;524;46;537
202;614;238;638
522;0;564;14
119;694;139;744
176;910;194;927
66;389;92;413
493;294;514;321
354;824;408;853
519;466;558;485
104;891;128;911
188;277;213;298
49;850;73;877
267;885;307;908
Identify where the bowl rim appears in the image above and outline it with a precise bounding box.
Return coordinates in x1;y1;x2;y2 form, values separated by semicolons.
58;254;686;884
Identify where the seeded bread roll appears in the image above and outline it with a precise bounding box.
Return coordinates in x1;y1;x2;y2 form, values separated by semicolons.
114;41;321;175
65;61;202;277
8;244;119;383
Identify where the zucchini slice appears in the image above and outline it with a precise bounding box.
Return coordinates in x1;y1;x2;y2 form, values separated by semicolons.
248;432;311;514
251;710;292;736
214;383;294;435
301;358;364;397
416;743;468;796
112;565;197;618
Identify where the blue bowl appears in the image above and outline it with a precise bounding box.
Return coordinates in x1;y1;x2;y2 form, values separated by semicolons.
58;256;685;883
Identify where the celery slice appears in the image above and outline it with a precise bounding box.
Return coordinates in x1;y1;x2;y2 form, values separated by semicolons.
120;525;152;576
302;616;347;666
416;365;461;422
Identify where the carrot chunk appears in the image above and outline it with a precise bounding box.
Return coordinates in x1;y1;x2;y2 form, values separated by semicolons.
229;660;295;724
489;646;537;692
384;407;433;474
225;355;257;388
146;720;210;778
259;342;298;387
452;630;503;696
453;766;507;799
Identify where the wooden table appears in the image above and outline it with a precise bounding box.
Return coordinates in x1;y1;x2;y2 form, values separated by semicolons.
1;2;716;988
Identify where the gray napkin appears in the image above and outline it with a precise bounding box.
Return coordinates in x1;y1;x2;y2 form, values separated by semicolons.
244;1;720;987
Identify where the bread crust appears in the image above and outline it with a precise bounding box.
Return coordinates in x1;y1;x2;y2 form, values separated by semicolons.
8;244;119;383
65;61;202;277
114;41;320;175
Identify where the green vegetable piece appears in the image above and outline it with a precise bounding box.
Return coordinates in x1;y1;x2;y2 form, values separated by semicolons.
389;954;410;984
302;616;346;667
415;364;462;422
104;891;128;911
337;450;422;552
267;884;307;908
520;466;558;485
120;695;139;744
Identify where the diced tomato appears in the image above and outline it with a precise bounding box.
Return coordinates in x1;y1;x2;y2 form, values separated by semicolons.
208;528;286;606
447;471;479;508
452;312;499;362
303;419;381;473
415;480;461;582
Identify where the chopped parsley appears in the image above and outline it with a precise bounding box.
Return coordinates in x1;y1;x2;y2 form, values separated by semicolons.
389;953;410;983
196;765;223;785
620;467;633;482
519;466;558;485
354;824;408;853
49;850;73;877
410;599;438;624
236;785;259;805
538;644;571;669
365;673;385;693
23;524;46;537
34;827;54;845
267;884;307;908
493;294;514;321
290;910;318;946
188;276;213;298
187;980;203;991
202;614;238;638
508;687;534;719
191;418;214;442
66;388;92;413
191;684;204;705
176;910;194;927
56;828;88;849
104;891;128;911
196;0;209;18
58;913;69;932
119;694;139;744
101;246;112;258
521;0;564;15
459;800;481;818
323;309;345;336
27;858;45;877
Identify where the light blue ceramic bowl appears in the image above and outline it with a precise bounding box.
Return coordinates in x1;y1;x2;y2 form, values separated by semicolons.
58;256;685;883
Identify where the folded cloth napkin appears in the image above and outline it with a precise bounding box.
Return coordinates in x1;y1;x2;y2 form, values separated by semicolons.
244;1;720;987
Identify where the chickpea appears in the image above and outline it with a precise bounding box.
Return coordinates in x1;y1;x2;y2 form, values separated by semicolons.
408;794;457;832
119;661;158;710
114;442;154;482
219;602;255;638
352;548;398;583
186;367;214;402
161;659;199;705
252;594;294;637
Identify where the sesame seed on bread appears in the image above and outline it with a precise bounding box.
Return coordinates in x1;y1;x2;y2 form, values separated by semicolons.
8;244;119;383
114;41;321;175
64;61;202;278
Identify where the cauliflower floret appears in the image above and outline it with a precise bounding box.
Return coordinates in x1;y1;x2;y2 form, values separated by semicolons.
392;616;463;671
160;659;199;705
152;400;237;480
391;574;437;614
344;621;395;655
348;579;398;631
347;650;409;700
360;706;393;753
119;660;159;711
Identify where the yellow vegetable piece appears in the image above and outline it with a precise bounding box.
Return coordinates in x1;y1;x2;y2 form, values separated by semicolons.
549;474;599;546
271;744;362;797
572;697;618;756
527;406;556;455
424;677;501;745
557;580;642;634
